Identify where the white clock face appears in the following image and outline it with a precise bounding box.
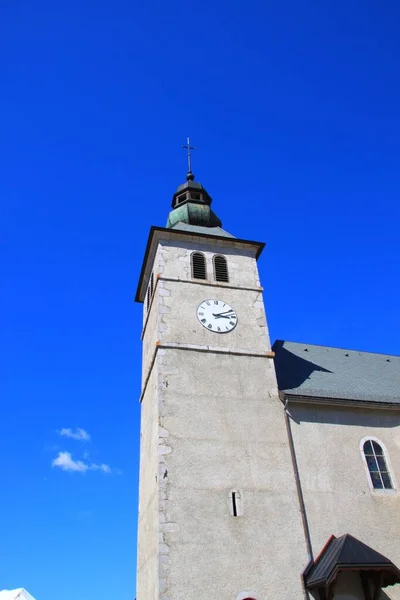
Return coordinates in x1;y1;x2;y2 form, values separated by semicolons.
197;299;238;333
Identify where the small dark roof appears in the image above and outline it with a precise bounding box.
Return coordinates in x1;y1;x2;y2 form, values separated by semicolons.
305;534;400;589
273;340;400;404
175;180;205;193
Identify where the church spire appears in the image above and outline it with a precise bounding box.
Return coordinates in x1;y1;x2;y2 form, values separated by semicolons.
166;139;222;229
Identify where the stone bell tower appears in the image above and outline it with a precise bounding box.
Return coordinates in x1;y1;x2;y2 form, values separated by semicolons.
135;155;306;600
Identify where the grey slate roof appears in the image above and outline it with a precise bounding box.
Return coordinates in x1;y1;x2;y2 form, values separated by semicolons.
170;222;235;238
273;340;400;404
305;534;400;589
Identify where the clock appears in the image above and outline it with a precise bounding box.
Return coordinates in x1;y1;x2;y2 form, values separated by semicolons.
197;299;238;333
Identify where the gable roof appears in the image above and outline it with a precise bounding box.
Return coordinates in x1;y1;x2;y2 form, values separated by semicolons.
305;534;400;589
273;340;400;405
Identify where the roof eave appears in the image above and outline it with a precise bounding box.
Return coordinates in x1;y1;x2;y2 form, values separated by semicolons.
307;564;400;590
328;564;400;588
282;393;400;410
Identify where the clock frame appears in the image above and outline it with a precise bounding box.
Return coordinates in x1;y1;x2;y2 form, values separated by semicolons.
197;299;238;333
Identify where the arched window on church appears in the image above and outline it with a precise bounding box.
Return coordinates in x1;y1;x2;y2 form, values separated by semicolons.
213;254;229;282
363;439;393;490
191;252;207;280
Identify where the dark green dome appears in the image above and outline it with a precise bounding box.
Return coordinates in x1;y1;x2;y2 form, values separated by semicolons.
167;173;222;229
167;202;222;228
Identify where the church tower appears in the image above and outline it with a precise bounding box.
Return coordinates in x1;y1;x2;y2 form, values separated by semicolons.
135;153;306;600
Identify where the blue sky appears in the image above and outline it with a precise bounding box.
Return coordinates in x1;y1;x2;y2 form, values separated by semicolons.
2;1;400;599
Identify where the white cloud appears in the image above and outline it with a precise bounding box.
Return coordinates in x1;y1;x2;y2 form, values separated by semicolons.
52;451;88;472
51;451;112;474
58;427;91;442
95;463;111;474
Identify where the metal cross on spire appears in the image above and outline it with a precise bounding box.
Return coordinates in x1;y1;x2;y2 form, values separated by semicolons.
181;137;196;181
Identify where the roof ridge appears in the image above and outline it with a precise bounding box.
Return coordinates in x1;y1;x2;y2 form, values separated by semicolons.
312;534;336;566
336;533;353;563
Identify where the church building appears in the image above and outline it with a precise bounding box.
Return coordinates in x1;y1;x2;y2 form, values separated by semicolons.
135;154;400;600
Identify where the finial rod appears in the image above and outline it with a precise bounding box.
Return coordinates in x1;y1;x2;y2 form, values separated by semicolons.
181;137;196;180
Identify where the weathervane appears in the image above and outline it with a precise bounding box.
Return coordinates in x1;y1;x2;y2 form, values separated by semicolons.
181;137;196;181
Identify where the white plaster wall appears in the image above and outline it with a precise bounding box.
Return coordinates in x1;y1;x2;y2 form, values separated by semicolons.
137;235;307;600
289;402;400;600
157;279;270;353
142;283;159;379
136;367;159;600
155;238;260;287
155;239;261;289
141;240;270;385
156;349;307;600
141;240;264;372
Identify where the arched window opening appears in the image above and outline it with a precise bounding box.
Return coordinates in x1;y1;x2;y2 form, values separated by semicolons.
177;192;187;204
191;252;207;280
363;440;393;490
190;192;202;201
214;255;229;282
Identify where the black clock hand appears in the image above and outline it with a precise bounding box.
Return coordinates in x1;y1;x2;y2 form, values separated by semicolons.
212;313;235;319
212;311;235;317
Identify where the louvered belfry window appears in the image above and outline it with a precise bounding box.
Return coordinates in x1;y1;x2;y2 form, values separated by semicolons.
214;255;229;282
191;252;207;280
363;440;393;490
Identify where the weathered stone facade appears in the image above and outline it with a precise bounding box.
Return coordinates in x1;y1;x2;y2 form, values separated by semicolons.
136;230;307;600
